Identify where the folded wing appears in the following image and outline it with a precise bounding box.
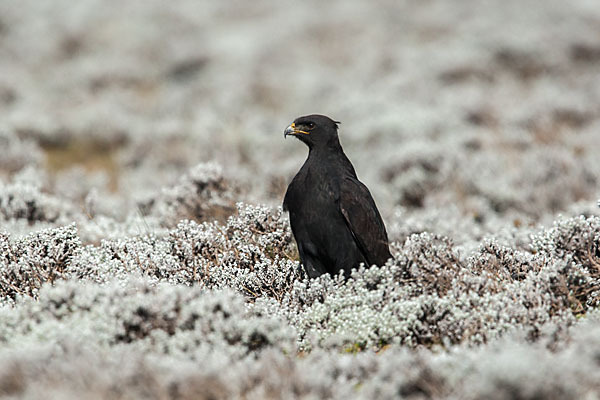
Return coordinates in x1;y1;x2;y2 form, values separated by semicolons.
338;177;392;266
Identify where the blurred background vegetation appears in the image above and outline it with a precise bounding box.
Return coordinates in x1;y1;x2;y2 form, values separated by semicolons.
1;0;598;221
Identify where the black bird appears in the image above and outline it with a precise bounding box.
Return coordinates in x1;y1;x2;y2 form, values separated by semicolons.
283;114;391;278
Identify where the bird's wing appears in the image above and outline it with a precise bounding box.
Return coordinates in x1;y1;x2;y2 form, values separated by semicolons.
338;176;391;266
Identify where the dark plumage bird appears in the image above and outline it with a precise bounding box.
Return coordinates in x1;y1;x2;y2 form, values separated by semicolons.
283;114;391;278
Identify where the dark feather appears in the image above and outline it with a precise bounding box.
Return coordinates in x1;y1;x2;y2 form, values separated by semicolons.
283;114;391;278
339;177;391;267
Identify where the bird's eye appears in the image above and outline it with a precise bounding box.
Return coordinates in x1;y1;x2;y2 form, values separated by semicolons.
305;122;315;130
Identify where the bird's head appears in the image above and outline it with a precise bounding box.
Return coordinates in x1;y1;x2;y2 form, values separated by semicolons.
284;114;341;149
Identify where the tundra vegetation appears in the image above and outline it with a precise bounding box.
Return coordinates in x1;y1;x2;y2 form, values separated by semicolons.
1;0;600;398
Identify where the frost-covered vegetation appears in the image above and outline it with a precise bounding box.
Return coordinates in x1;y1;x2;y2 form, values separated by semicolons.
2;0;600;398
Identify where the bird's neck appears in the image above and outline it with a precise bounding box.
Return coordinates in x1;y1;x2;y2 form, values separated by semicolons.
307;141;356;177
308;137;343;156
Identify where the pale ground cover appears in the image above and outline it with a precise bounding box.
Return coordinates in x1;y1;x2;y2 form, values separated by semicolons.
1;0;600;398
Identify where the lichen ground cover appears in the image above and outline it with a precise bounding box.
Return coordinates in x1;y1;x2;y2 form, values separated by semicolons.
1;1;600;398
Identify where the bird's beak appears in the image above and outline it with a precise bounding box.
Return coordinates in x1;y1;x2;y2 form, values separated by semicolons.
284;122;309;138
284;123;295;138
